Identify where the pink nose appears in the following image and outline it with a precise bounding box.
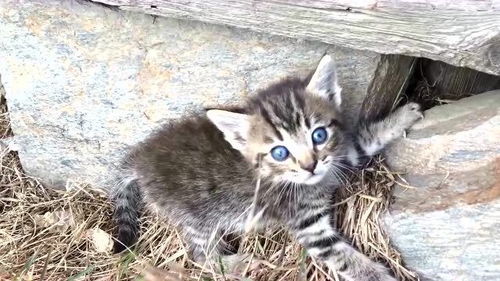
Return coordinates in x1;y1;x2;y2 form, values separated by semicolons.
300;161;317;174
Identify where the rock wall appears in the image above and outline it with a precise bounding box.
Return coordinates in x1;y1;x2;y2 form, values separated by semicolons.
384;91;500;281
0;0;379;189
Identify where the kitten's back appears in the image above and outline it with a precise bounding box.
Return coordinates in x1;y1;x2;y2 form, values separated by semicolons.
128;113;254;195
112;113;256;252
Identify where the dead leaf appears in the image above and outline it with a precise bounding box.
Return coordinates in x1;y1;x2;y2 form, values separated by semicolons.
88;228;113;253
141;264;186;281
33;210;74;232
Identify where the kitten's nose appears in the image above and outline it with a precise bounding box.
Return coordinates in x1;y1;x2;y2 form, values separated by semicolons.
300;160;317;174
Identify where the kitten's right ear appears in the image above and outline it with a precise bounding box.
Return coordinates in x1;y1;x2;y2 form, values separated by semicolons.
207;109;250;151
306;55;342;107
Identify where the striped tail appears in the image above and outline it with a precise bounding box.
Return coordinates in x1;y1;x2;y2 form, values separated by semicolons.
112;177;142;253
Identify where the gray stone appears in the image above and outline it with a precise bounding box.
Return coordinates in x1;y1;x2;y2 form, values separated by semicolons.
384;201;500;281
0;0;379;189
386;91;500;211
383;90;500;281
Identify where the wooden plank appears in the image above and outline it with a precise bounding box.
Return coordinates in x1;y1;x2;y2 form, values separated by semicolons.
90;0;500;75
359;55;416;122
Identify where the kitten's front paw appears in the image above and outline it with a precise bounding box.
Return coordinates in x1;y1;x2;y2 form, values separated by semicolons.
361;262;397;281
370;266;398;281
217;253;257;274
392;102;423;135
345;262;397;281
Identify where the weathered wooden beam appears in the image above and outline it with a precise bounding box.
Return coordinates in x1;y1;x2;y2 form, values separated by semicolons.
359;55;416;122
90;0;500;75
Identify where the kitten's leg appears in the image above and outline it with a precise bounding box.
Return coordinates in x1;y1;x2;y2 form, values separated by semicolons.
348;102;423;166
182;225;211;263
290;209;395;281
182;225;240;264
183;225;255;275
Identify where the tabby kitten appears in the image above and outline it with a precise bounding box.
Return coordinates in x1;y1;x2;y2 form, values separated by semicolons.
112;55;423;281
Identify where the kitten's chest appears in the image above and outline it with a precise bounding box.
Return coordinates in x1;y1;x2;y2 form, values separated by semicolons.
258;184;333;221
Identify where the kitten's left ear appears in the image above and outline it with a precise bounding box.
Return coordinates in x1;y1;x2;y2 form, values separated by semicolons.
207;109;250;151
306;55;342;107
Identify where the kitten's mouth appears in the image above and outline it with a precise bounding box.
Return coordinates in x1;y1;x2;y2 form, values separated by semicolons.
283;166;328;185
299;162;330;185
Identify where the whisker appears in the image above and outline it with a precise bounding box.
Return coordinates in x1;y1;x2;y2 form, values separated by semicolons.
331;164;353;189
333;163;355;179
275;181;288;207
328;165;348;187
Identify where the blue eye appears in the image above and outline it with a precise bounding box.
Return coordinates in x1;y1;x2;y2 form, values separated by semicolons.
312;127;328;145
270;146;289;161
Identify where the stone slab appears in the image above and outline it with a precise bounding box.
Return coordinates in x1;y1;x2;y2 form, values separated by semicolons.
383;90;500;281
0;0;379;189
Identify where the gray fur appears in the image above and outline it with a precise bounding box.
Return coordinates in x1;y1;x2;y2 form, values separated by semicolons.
111;55;422;280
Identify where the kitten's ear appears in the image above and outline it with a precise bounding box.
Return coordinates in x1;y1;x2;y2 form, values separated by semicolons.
207;109;250;151
306;55;342;107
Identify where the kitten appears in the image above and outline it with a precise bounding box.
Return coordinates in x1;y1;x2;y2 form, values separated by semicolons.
112;55;423;281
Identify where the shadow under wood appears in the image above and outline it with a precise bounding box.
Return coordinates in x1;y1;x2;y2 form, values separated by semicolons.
359;55;500;122
407;58;500;110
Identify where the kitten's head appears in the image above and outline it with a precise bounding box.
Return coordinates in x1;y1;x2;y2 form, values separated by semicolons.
207;55;349;185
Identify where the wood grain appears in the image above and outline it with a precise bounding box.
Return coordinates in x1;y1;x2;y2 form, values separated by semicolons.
359;55;416;122
90;0;500;75
418;59;500;99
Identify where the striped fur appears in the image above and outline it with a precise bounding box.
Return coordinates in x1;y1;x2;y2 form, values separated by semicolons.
111;55;422;280
111;176;141;253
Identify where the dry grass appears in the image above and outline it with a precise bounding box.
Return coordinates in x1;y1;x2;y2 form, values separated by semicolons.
0;153;418;281
333;163;418;281
0;85;418;281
